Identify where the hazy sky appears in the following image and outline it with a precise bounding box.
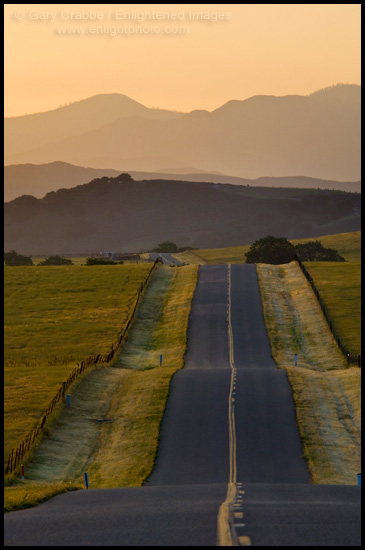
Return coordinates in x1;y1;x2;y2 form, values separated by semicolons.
4;3;361;117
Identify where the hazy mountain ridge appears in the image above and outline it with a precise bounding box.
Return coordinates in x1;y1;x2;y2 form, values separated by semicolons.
4;174;361;255
4;84;361;181
4;94;185;160
4;162;361;202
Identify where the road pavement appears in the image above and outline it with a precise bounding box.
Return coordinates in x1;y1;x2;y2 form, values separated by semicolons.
149;252;183;265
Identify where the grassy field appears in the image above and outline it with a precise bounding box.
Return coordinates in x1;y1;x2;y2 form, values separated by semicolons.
4;265;198;510
174;231;361;264
257;261;361;484
4;264;153;463
295;231;361;262
303;261;361;355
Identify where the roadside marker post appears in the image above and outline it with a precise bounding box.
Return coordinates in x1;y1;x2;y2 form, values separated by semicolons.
294;354;298;366
84;472;89;489
357;473;361;486
160;354;163;367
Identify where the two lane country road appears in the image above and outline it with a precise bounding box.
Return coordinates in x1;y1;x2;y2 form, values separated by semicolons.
145;264;310;487
4;265;361;546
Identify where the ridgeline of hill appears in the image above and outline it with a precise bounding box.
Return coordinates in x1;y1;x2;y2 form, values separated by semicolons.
4;84;361;181
4;174;361;256
4;162;361;202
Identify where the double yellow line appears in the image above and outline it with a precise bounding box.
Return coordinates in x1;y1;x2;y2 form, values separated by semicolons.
217;264;238;545
217;264;251;546
227;264;237;485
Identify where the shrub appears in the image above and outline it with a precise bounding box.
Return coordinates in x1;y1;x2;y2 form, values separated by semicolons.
4;250;33;266
38;256;73;266
151;241;178;253
295;241;345;261
86;258;123;265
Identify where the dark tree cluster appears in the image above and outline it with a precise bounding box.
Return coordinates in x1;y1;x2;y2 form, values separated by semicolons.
151;241;178;253
86;258;124;265
150;242;197;253
245;236;296;265
39;255;73;265
4;250;33;266
294;241;345;262
245;236;345;264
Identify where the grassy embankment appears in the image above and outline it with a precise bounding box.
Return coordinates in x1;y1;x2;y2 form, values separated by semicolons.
175;230;361;264
4;264;153;509
4;264;198;511
257;260;361;484
4;264;153;461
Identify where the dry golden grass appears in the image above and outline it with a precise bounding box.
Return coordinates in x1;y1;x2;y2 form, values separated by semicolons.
4;264;153;461
285;366;361;484
4;481;82;513
257;261;361;484
174;230;361;264
4;265;198;509
257;262;347;371
87;265;198;487
304;261;361;355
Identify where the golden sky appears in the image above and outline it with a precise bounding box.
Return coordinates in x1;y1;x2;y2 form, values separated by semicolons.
4;3;361;117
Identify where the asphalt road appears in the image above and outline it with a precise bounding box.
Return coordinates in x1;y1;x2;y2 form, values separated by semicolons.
146;264;309;486
4;484;227;547
149;252;184;265
4;265;361;546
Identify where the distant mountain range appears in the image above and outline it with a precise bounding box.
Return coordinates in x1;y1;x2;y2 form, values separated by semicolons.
4;173;361;256
4;161;361;202
4;84;361;182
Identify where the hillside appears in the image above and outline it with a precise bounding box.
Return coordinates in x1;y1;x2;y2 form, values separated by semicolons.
4;84;361;182
4;174;361;255
4;94;185;161
4;162;121;202
4;162;361;202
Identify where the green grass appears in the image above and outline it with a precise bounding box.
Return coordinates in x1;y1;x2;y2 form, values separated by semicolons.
294;231;361;262
257;261;361;484
4;481;82;513
303;262;361;356
4;265;198;510
174;231;361;264
4;264;153;461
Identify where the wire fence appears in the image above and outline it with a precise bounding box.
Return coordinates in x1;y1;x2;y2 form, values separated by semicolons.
5;258;161;476
296;257;361;368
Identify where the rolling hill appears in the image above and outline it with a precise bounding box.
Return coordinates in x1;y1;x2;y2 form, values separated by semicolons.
4;173;361;255
4;162;361;202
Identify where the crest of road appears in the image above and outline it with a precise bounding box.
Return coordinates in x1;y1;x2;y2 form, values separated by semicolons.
4;265;360;546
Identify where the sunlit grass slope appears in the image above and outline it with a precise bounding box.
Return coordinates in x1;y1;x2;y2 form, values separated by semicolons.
175;231;361;264
4;264;153;461
257;261;361;484
304;261;361;355
4;265;198;511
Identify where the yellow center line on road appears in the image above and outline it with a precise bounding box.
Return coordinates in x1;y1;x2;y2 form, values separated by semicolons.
227;263;237;486
217;264;251;546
